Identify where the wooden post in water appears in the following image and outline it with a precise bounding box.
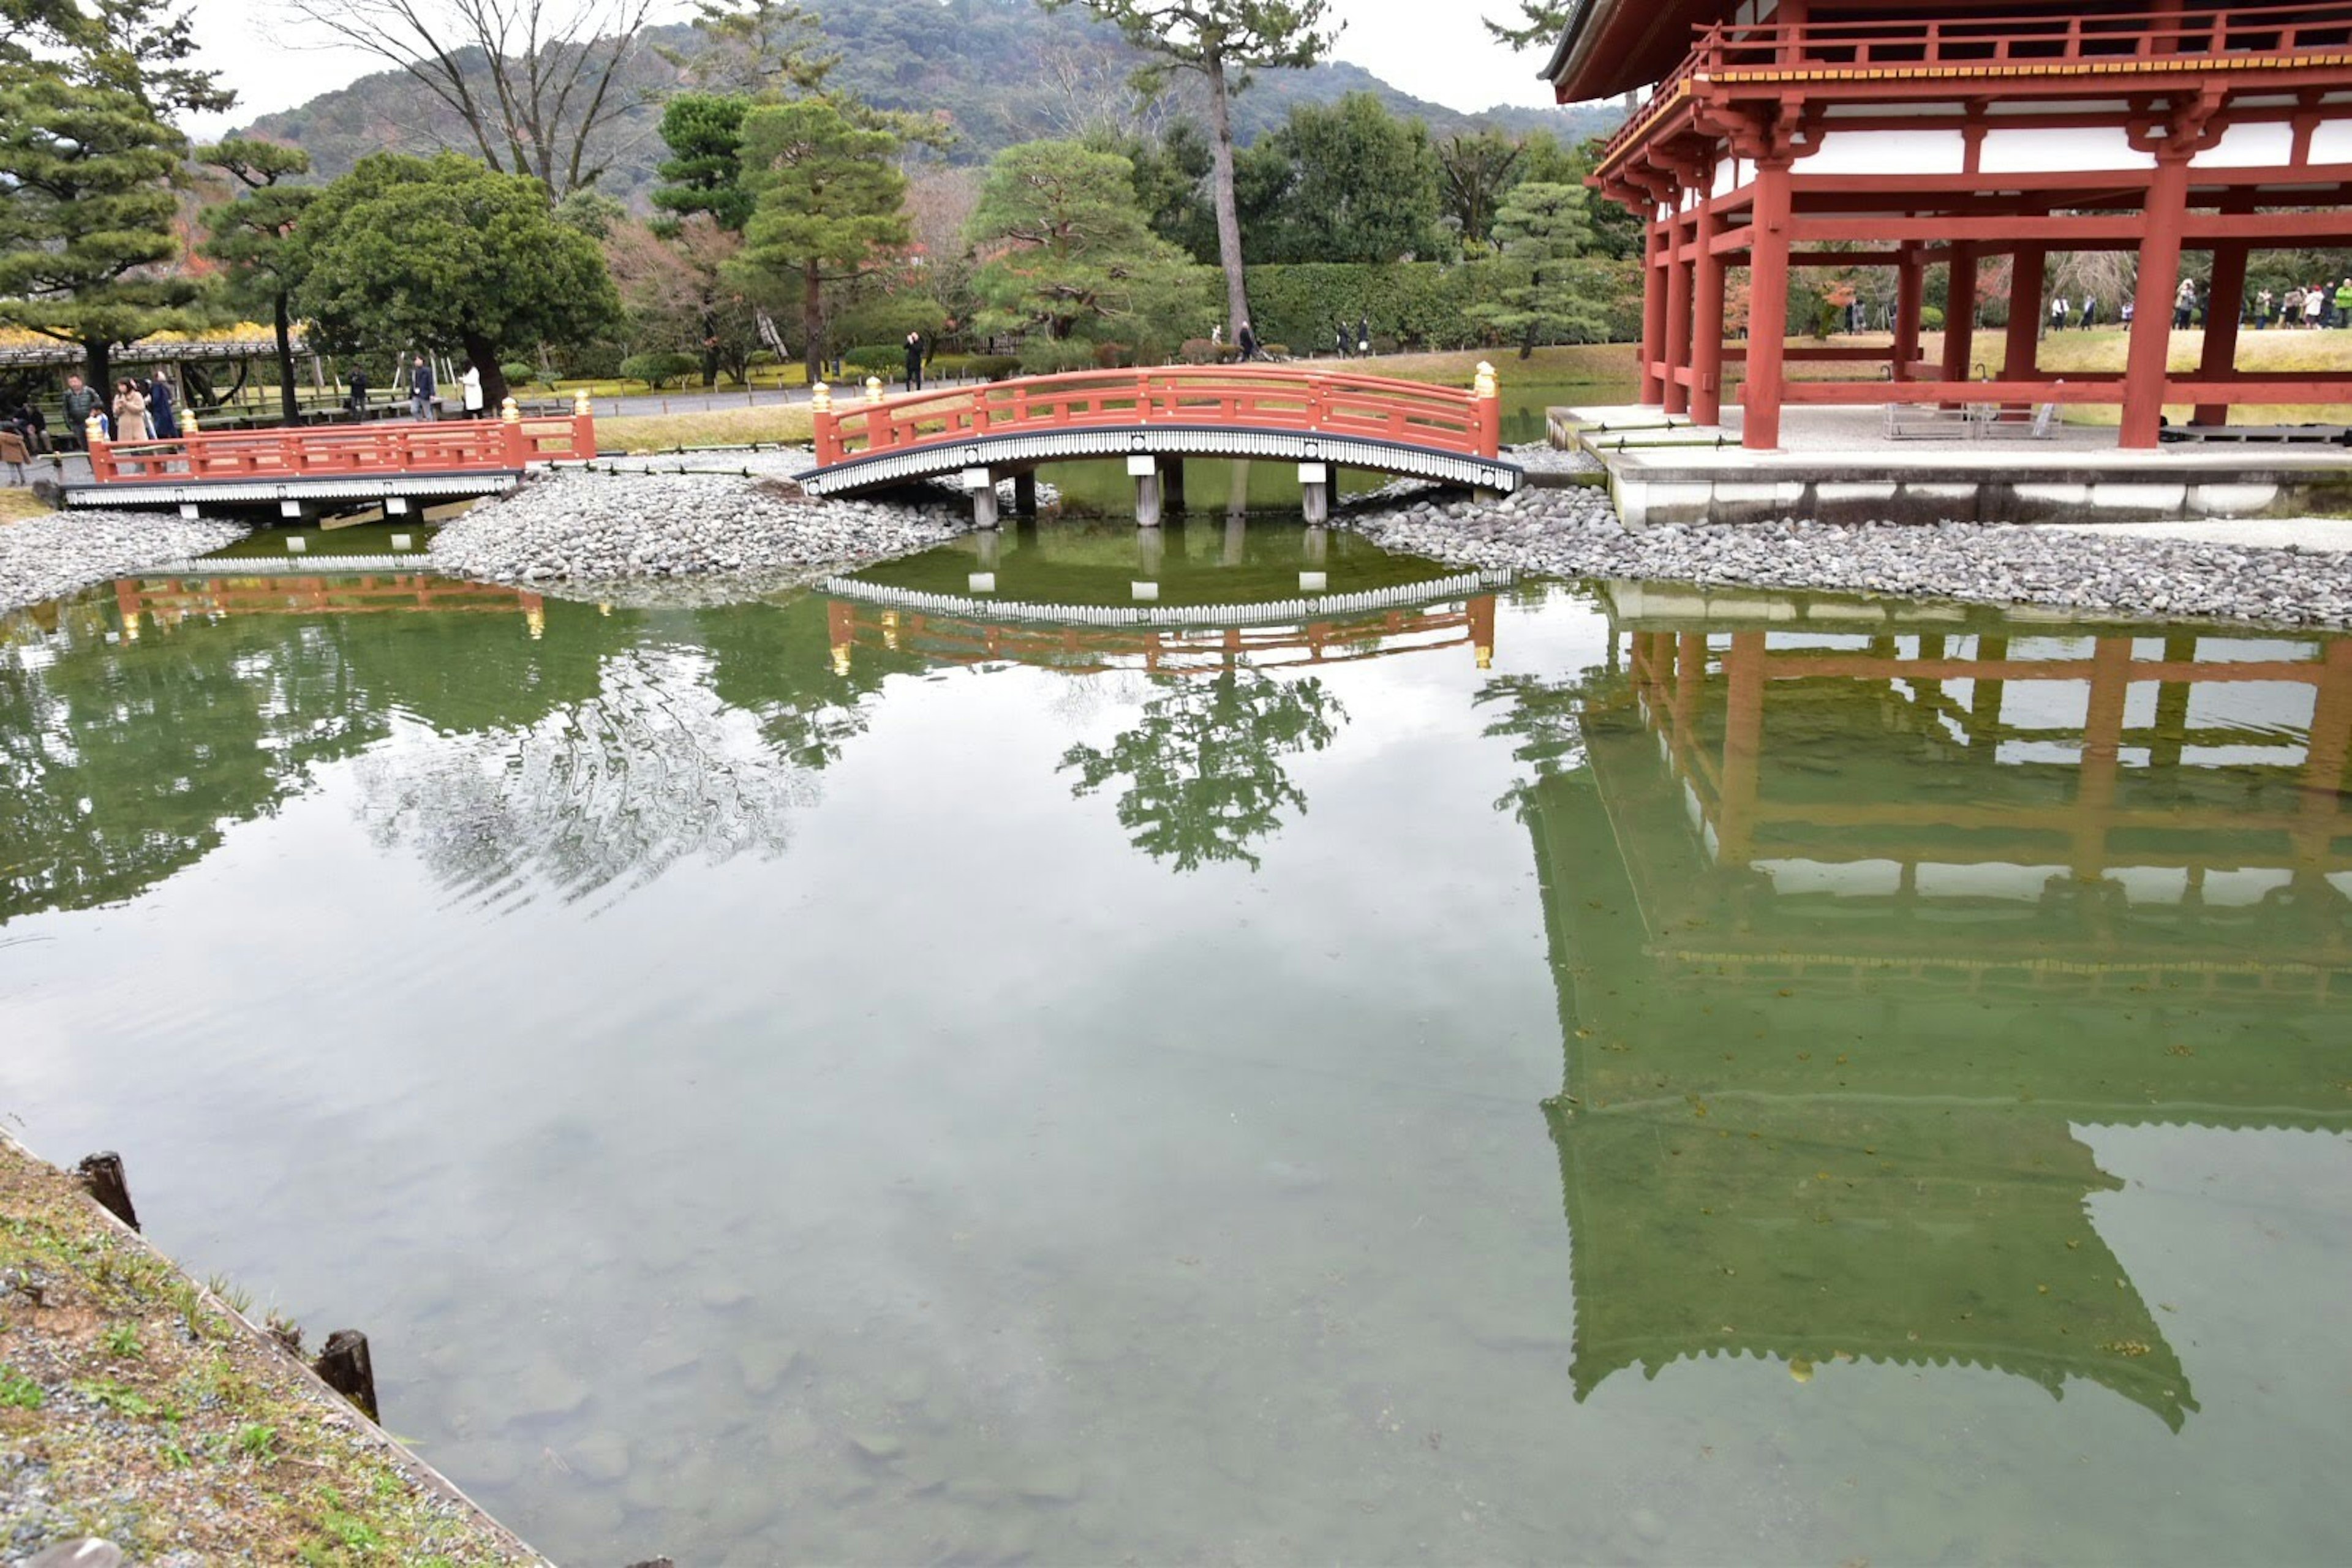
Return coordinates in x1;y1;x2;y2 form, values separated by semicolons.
314;1329;380;1422
75;1153;138;1231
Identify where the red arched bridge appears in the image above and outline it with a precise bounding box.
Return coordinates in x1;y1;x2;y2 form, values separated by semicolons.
803;364;1521;522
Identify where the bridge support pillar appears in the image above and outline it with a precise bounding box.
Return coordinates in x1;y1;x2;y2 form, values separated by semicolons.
1128;454;1163;528
1298;461;1330;526
962;466;1000;529
1223;512;1246;565
1303;526;1329;565
1161;459;1186;514
1012;470;1038;518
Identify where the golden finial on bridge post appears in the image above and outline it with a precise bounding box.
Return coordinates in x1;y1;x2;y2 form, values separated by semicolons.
181;407;197;434
812;380;832;413
865;375;884;404
1473;361;1498;400
500;396;521;423
85;412;107;447
572;386;592;418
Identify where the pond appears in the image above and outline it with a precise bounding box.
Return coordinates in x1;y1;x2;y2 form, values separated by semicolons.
2;529;2347;1566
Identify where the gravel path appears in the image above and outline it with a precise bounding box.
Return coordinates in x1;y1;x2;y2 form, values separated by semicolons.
0;511;249;614
1506;440;1602;475
429;469;974;603
1343;483;2352;627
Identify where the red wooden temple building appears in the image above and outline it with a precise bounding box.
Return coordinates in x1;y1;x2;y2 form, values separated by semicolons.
1548;2;2352;447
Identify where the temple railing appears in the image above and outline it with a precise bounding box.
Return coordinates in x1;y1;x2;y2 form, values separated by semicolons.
812;366;1502;467
1597;1;2352;171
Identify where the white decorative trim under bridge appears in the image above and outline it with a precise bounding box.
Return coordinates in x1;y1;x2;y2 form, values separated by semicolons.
801;426;1525;499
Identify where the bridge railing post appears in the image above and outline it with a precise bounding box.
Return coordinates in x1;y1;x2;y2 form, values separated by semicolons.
500;395;526;467
85;413;112;482
571;386;597;460
812;381;837;463
1474;361;1501;457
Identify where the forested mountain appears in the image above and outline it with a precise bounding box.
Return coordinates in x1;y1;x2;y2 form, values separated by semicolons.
237;0;1618;208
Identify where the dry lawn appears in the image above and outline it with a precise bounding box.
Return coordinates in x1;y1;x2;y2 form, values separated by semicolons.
599;402;815;453
0;487;51;524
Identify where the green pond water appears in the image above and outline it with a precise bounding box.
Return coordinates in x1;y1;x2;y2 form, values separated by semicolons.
2;525;2348;1566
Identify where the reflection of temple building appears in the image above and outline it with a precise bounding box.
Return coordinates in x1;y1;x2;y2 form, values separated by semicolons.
1518;592;2352;1430
113;574;545;636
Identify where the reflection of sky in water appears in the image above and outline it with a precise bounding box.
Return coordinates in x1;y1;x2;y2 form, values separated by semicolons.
0;570;2346;1565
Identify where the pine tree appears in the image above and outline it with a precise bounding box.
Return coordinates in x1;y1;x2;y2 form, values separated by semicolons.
197;140;317;424
0;1;233;390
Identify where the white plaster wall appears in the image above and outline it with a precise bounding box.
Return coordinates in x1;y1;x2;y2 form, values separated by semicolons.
1711;155;1750;197
2307;119;2352;164
1978;125;2155;172
1802;129;1968;175
2196;120;2296;170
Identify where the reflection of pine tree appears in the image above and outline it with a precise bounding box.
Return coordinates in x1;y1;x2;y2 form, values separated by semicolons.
1059;670;1344;872
358;647;823;909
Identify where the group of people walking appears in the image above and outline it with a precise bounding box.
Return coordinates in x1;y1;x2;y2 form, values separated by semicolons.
51;372;179;446
2252;281;2352;328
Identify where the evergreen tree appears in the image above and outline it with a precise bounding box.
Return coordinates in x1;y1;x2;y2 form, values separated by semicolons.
0;1;232;389
1471;181;1610;358
1246;92;1444;265
1436;130;1525;254
293;151;624;407
728;97;911;383
1040;1;1339;337
652;92;757;235
197;138;316;424
968;140;1213;371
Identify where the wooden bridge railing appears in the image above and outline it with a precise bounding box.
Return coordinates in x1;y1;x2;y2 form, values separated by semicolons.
812;365;1502;468
86;396;595;484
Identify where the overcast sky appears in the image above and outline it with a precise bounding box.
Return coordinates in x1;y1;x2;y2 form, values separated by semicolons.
183;0;1562;140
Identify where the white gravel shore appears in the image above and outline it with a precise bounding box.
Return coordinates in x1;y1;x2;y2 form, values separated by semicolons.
0;511;251;614
1341;483;2352;627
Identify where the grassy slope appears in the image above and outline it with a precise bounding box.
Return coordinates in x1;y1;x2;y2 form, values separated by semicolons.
598;403;816;452
0;488;51;524
0;1142;537;1566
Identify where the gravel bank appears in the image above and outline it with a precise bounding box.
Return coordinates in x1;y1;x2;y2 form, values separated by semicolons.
1506;440;1602;475
0;511;249;614
429;469;973;602
1342;483;2352;627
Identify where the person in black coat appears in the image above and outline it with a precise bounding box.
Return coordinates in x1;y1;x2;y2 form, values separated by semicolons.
146;371;178;440
1237;320;1264;361
903;331;924;392
347;367;369;417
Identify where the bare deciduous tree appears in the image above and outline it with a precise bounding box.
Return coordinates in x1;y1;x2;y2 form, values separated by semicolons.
281;0;654;197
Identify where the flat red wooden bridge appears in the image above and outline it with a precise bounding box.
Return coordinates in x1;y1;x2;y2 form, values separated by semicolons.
802;364;1521;515
69;402;597;518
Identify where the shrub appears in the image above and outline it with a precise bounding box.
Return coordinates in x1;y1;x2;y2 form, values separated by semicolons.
1920;305;1947;331
1091;341;1130;369
1016;339;1102;375
842;344;904;375
555;342;624;380
620;351;700;389
1178;337;1218;364
499;361;535;388
964;355;1021;382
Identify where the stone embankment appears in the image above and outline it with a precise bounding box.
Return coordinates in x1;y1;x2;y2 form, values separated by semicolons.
1343;482;2352;627
429;466;974;605
0;512;248;615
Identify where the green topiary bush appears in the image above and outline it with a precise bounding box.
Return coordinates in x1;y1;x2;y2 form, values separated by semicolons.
499;361;535;389
620;351;700;389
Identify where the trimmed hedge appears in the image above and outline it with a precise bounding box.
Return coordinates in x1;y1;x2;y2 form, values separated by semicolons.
620;350;699;389
1243;259;1643;355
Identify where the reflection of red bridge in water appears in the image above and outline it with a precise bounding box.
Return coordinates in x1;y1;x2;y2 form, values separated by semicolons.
113;574;546;635
804;365;1520;520
826;594;1500;676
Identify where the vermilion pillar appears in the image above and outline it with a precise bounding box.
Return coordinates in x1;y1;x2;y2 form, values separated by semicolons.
2004;246;2047;410
1640;211;1668;405
1892;245;1924;380
1940;243;1980;399
1692;196;1727;425
2124;157;2192;448
1662;203;1694;417
1742;162;1794;450
2194;237;2250;427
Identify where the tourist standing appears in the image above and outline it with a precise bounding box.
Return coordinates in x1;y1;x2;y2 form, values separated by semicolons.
409;355;438;420
146;371;178;439
111;380;149;440
2079;296;2098;328
2305;285;2327;329
61;375;100;447
347;366;369;415
2283;284;2305;326
2048;294;2068;333
460;361;484;418
1237;320;1264;361
2256;288;2275;328
2335;278;2352;326
2174;277;2198;329
1334;323;1348;358
1356;315;1370;356
903;331;924;392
